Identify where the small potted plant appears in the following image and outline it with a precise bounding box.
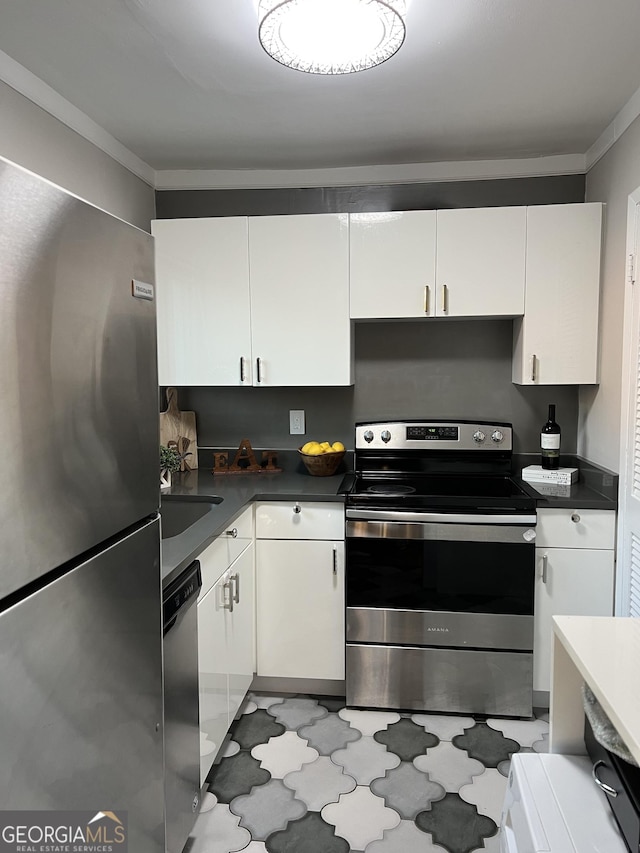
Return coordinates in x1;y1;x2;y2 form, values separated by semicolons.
160;445;182;491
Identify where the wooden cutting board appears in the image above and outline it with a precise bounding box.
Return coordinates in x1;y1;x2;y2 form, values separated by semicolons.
159;387;198;470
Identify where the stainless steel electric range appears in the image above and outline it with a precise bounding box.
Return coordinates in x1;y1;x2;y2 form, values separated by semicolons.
345;420;537;718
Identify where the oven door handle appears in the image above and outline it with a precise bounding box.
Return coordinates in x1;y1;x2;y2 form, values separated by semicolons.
347;519;537;543
346;509;537;525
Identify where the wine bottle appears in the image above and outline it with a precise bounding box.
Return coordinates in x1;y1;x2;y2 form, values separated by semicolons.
541;404;561;469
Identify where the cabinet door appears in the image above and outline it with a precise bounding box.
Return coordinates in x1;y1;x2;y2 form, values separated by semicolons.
513;203;603;385
533;547;614;692
248;215;352;386
227;543;255;723
152;217;252;386
256;539;345;679
350;211;437;318
197;575;230;785
436;207;526;317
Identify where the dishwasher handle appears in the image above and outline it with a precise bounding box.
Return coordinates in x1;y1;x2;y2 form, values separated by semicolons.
163;560;202;636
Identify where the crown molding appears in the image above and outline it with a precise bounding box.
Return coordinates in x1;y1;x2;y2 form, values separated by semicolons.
586;81;640;171
155;153;587;190
0;50;156;186
3;42;640;189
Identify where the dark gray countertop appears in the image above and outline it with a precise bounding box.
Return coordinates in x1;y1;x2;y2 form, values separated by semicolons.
161;460;348;587
513;453;618;511
162;451;617;587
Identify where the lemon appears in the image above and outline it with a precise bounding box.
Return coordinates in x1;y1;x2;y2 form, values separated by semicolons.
301;441;316;453
332;441;345;452
319;441;332;452
305;443;324;456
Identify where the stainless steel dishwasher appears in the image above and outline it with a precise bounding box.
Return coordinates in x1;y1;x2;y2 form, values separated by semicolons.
163;560;202;853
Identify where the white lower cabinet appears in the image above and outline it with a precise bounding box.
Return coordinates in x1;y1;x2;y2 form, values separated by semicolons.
255;501;345;681
533;509;615;693
196;507;255;785
256;539;344;680
197;572;229;785
227;544;255;722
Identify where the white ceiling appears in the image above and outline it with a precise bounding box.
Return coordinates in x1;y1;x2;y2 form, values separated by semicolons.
1;0;640;176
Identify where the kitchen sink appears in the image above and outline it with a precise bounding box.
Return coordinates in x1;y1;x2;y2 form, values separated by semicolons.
160;496;223;539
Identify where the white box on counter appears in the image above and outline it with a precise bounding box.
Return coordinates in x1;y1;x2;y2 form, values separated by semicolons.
528;482;572;498
521;465;578;485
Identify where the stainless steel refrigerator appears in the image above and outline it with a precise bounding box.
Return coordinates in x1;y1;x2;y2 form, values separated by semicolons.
0;158;164;851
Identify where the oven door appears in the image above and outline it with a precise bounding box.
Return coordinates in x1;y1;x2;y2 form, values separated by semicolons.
345;511;536;651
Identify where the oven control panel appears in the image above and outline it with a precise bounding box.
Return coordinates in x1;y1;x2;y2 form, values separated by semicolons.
355;421;512;451
406;425;458;440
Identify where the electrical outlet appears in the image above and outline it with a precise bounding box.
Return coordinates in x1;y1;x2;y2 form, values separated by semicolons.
289;410;305;435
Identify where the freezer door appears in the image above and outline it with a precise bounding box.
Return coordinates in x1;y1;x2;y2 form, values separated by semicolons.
0;517;164;853
0;159;158;597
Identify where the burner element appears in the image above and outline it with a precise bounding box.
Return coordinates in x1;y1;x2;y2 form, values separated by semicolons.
366;484;416;496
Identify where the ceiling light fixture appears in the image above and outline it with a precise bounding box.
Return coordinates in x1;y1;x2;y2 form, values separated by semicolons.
257;0;407;75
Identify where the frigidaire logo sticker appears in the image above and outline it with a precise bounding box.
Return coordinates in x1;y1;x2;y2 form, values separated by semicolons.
0;810;128;852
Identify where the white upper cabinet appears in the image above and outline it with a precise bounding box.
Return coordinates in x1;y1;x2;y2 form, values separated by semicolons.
513;203;603;385
349;207;525;320
153;214;352;387
435;207;526;317
151;217;251;387
350;211;437;318
248;214;352;386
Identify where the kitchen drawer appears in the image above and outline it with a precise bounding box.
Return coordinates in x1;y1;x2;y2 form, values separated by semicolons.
255;501;344;540
199;506;253;596
535;508;615;550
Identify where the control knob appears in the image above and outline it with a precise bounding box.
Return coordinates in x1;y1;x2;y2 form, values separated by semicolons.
381;430;392;443
472;430;486;443
363;430;374;443
491;429;504;444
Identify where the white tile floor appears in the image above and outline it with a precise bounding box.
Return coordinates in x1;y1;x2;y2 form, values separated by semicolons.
188;694;549;853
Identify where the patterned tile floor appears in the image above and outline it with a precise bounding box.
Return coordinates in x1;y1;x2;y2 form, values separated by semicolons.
187;694;549;853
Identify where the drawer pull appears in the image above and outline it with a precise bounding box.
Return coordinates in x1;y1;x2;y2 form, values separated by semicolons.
332;546;337;576
226;527;238;538
541;553;548;584
592;760;618;797
424;285;430;314
293;503;302;514
571;512;581;523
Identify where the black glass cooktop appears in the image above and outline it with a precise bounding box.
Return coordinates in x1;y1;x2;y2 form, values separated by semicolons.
348;474;536;511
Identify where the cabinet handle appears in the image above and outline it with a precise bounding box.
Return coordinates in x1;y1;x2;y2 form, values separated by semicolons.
256;357;262;383
239;356;245;383
531;354;537;382
226;527;238;538
223;578;233;612
441;284;448;314
541;553;548;584
293;503;302;514
424;285;430;315
231;572;240;604
332;545;338;576
592;761;618;797
571;512;581;524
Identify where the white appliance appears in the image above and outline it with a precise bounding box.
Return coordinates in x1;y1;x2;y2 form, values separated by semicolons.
501;753;627;852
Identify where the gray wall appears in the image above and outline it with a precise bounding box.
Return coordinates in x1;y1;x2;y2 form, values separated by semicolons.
0;81;155;230
156;175;584;218
583;113;640;472
177;320;578;454
157;174;584;458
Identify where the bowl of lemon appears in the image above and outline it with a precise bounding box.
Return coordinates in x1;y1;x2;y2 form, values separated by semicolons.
298;440;346;476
